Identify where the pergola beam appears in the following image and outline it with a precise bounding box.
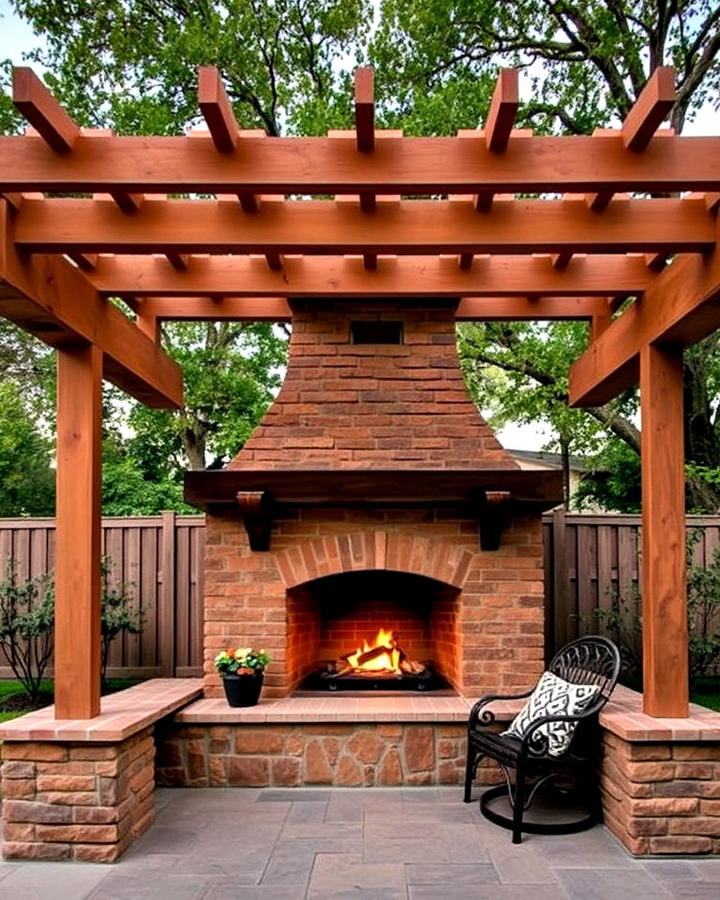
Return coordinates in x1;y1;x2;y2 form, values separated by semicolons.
2;134;720;194
355;67;375;153
198;66;240;153
569;223;720;407
12;196;714;255
137;294;608;323
622;67;675;151
82;253;653;298
0;201;183;408
12;67;80;153
456;296;611;320
485;68;519;153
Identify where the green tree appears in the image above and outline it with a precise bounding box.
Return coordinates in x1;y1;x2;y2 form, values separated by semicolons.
11;0;370;136
373;1;720;510
0;381;55;516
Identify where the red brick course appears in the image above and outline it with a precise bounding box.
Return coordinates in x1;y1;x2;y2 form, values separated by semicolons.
228;302;517;471
1;727;155;862
203;511;545;699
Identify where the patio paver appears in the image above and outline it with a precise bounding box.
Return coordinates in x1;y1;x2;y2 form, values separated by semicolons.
1;786;720;899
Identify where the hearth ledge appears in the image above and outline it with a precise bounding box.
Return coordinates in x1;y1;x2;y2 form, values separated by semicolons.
172;694;525;724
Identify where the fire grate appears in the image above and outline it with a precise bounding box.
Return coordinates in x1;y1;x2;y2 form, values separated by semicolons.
303;664;447;692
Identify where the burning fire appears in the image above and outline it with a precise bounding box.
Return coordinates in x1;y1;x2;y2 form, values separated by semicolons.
346;627;401;673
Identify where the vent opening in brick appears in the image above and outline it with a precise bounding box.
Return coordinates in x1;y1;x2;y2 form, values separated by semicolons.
351;321;403;344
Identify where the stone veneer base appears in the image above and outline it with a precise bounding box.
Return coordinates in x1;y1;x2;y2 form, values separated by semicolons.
0;679;202;862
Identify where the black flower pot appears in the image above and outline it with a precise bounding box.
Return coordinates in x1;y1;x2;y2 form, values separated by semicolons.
222;672;264;708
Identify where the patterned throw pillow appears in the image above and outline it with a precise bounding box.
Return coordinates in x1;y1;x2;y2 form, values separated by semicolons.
502;671;600;757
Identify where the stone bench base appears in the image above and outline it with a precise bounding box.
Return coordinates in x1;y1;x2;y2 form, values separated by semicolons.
2;728;154;862
599;686;720;855
155;721;504;788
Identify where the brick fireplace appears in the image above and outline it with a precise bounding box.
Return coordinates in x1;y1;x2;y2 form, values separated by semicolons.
187;299;561;700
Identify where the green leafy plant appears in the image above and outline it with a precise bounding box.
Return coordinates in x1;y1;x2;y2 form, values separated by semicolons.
214;647;270;676
0;562;54;702
101;557;143;688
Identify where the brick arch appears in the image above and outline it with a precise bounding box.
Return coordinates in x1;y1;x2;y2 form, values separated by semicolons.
275;531;474;591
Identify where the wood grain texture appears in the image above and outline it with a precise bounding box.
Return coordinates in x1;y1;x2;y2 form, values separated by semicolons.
569;218;720;406
1;134;719;193
0;201;183;408
14;197;712;254
198;66;239;153
12;67;79;153
84;253;653;297
640;343;689;717
622;67;675;151
485;68;518;152
54;344;102;719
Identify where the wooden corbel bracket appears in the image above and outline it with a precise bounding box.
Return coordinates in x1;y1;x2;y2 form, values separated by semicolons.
477;490;512;551
237;490;273;551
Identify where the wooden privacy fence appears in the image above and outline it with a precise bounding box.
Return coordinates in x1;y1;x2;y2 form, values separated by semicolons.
544;510;720;659
0;513;205;679
2;510;720;677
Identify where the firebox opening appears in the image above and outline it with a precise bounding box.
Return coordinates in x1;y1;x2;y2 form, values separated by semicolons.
287;570;461;694
350;321;404;344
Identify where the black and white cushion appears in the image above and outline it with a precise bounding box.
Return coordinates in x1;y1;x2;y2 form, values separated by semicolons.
502;671;600;757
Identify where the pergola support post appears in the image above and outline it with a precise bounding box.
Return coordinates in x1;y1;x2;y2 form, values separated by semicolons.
640;342;689;717
54;343;103;719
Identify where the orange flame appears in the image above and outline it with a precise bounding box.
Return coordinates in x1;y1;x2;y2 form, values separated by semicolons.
346;627;401;673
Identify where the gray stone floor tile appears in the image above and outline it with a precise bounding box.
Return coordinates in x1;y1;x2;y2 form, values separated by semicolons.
556;867;674;900
308;892;406;900
201;882;301;900
287;800;330;823
406;862;499;885
362;838;454;864
281;822;363;840
532;828;638;867
0;865;17;883
662;885;720;899
0;863;109;900
690;861;720;882
309;854;405;893
410;886;568;900
258;790;330;802
87;873;211;900
324;800;364;824
642;861;705;882
490;844;559;883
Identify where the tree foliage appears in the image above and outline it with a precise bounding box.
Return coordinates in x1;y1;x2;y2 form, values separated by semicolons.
3;1;720;512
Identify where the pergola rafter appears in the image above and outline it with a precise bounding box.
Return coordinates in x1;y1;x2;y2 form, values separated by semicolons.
3;62;719;722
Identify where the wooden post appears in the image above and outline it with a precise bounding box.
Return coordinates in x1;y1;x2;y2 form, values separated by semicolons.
640;342;689;717
158;510;177;677
55;344;102;719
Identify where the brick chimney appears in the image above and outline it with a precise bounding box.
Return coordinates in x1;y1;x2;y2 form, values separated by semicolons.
227;300;518;470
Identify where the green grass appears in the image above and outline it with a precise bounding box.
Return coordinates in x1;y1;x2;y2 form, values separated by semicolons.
0;677;144;722
690;677;720;711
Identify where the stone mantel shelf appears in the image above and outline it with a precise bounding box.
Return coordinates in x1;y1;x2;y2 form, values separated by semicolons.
185;468;563;550
0;678;203;742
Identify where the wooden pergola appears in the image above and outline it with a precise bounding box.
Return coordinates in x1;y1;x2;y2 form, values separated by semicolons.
1;64;719;722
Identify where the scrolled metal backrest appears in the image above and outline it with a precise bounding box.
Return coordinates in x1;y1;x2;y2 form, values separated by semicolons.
548;635;621;710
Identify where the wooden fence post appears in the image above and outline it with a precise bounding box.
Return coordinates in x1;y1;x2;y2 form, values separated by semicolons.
158;510;176;677
551;507;569;655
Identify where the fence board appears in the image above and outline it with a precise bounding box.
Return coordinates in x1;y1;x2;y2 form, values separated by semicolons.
0;514;205;679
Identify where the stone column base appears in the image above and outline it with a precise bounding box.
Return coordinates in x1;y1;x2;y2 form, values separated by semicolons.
1;726;155;862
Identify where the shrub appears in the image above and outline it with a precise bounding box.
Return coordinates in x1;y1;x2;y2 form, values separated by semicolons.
101;557;143;687
0;562;54;701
